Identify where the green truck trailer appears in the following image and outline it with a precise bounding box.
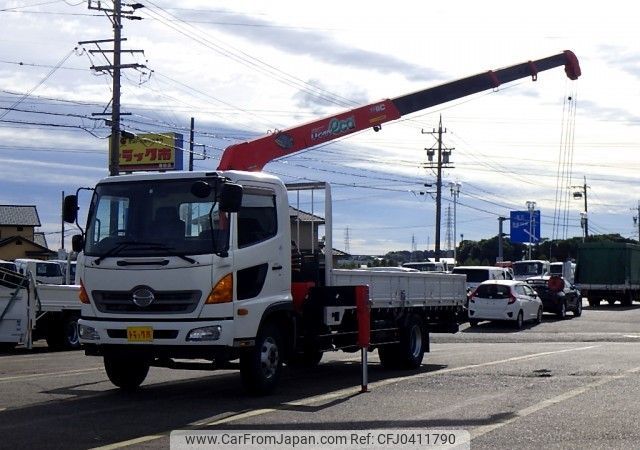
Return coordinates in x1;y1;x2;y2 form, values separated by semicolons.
575;242;640;306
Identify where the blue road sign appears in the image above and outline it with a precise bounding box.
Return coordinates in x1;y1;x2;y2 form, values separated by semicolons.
510;210;541;244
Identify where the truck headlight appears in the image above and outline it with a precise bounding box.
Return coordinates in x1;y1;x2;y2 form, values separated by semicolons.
187;325;221;341
78;324;100;341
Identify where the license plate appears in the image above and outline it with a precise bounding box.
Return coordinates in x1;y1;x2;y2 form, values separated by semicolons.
127;326;153;342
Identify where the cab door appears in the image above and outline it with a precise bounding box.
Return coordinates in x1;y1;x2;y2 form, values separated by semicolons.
232;186;288;303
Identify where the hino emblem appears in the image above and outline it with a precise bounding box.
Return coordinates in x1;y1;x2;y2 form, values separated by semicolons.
132;287;155;308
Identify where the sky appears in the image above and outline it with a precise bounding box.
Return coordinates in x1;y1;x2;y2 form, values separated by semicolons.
1;0;640;256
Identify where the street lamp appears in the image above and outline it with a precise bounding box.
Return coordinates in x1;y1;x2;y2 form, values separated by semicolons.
526;201;537;259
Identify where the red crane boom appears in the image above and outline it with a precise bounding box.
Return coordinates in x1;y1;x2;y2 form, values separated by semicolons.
217;50;580;172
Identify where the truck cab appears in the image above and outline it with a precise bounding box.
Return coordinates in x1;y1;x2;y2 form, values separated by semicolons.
512;260;550;281
14;258;64;285
74;170;290;359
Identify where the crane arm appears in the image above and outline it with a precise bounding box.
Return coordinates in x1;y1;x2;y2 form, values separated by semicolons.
217;50;580;172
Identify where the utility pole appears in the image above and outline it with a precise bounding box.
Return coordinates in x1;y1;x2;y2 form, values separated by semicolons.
189;117;195;171
450;182;461;262
633;202;640;242
571;176;589;239
497;216;507;262
60;191;65;250
82;1;145;176
526;201;537;260
423;115;454;262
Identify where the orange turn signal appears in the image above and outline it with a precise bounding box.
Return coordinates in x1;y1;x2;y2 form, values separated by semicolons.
206;273;233;304
79;279;90;304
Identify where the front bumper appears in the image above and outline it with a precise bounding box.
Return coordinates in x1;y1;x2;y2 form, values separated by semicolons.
78;317;237;349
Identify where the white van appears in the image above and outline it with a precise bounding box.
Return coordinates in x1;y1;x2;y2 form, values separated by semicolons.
452;265;514;293
14;258;64;285
50;259;77;284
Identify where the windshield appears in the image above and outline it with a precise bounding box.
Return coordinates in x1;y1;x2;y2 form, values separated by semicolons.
37;263;62;277
513;262;544;276
85;178;229;257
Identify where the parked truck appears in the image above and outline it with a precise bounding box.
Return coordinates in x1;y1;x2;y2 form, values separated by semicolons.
575;242;640;307
63;51;580;394
0;266;81;351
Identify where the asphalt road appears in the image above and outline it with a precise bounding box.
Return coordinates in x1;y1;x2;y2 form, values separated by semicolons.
1;302;639;449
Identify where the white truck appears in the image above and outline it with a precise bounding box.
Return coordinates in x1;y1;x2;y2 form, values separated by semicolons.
63;51;580;394
0;267;81;351
512;259;551;280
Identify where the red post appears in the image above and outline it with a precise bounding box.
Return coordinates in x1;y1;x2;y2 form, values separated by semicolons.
355;285;370;392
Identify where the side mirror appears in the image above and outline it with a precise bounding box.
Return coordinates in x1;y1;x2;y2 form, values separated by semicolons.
71;234;84;252
63;195;78;224
219;183;243;212
191;181;212;199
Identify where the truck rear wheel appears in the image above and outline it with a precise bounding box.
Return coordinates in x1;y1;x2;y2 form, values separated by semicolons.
0;343;16;352
104;355;150;391
379;315;425;369
240;322;283;395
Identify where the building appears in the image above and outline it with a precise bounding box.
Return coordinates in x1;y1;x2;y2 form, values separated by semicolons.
0;205;55;260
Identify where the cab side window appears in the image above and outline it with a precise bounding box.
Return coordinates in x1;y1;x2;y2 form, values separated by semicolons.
237;189;277;248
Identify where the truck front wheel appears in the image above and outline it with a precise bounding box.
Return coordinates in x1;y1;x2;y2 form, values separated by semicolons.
64;317;80;349
240;322;283;395
104;355;150;391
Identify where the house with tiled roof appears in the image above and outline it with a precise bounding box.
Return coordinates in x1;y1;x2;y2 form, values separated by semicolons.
0;205;55;260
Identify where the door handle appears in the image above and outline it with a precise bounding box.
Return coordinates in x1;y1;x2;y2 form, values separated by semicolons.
272;264;283;271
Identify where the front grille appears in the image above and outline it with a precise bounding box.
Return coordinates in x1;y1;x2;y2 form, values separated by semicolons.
92;290;202;314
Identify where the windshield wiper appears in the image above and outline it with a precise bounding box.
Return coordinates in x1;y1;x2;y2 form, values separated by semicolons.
138;243;197;264
93;241;196;265
94;241;154;265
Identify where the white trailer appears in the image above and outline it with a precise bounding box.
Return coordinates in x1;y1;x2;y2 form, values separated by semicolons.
0;267;81;351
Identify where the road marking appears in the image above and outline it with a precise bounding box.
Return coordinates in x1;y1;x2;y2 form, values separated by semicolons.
0;367;103;383
90;435;166;450
92;344;598;449
471;364;640;440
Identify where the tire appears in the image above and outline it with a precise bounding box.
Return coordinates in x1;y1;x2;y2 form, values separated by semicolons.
45;329;65;351
607;299;616;306
557;302;567;319
240;322;283;395
514;311;524;330
380;315;425;369
0;342;16;352
469;319;479;327
63;317;81;349
588;298;600;307
573;298;583;317
536;307;543;324
288;349;323;368
104;355;150;391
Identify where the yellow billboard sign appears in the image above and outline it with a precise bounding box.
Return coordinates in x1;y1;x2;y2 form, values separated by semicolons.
116;133;183;171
